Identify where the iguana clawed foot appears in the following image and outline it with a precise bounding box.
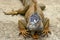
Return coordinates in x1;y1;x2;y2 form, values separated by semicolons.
42;28;51;37
19;29;29;37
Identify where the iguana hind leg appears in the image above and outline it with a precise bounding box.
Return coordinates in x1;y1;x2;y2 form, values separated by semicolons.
42;18;51;37
3;5;29;15
21;0;45;10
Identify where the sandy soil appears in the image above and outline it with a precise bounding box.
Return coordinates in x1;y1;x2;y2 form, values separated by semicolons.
0;0;60;40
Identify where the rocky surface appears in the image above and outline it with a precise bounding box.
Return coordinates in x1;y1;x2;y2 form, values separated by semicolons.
0;0;60;40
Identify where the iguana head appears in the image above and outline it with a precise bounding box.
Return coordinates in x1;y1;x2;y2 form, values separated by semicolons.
27;12;44;31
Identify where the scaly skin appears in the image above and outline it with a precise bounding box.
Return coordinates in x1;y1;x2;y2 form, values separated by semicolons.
4;0;51;40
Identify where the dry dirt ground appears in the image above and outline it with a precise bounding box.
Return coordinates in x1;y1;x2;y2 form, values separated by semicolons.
0;0;60;40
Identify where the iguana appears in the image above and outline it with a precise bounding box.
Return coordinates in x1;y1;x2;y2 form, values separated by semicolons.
4;0;51;40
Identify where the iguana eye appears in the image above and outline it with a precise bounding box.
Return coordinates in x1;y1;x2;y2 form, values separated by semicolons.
34;19;37;23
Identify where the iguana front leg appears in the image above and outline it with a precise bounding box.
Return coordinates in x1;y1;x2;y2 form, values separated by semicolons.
18;20;29;38
42;18;51;37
